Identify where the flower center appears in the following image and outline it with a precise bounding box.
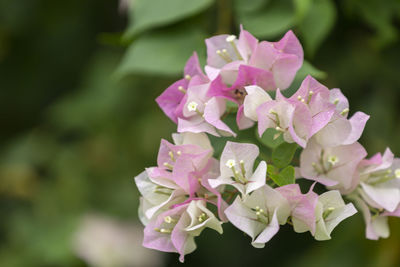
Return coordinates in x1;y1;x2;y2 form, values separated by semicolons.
187;101;198;112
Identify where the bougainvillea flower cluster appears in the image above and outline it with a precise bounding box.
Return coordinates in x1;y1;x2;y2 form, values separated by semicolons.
135;27;400;262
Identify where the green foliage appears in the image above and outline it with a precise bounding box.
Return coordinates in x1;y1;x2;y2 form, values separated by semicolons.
124;0;214;39
298;0;336;56
267;164;295;186
257;128;285;149
117;26;206;76
235;0;295;38
272;142;298;168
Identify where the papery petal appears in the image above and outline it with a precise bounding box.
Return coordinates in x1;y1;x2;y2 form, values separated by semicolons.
172;132;212;151
315;115;352;147
224;197;266;240
237;26;258;61
171;212;196;263
249;41;277;70
184;52;206;80
206;34;242;68
245;161;267;195
342;112;370;145
204;97;236;136
243;85;273;121
252;211;280;248
220;141;259;179
329;88;349;115
231;65;276;91
178;117;219;136
156;79;187;123
314;190;357;240
204;65;220;81
143;205;188;253
272;53;301;90
272;30;303;61
289;102;312;148
236;105;255;130
360;182;400;212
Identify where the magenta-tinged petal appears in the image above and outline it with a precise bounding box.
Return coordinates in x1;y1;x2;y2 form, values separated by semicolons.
184;52;206;80
290;75;330;103
361;148;394;173
289;102;312;148
204;65;220;81
256;100;295;137
155;79;187;123
203;97;236;136
143;205;188;253
329;88;349;115
276;184;318;234
382;205;400;217
236;105;255;130
237;25;258;61
171;213;196;263
360;182;400;212
272;53;301;90
249;41;278;70
309;94;335;136
231;64;276;91
272;30;303;61
207;75;235;101
342;111;370;145
178;117;219;136
206;34;241;68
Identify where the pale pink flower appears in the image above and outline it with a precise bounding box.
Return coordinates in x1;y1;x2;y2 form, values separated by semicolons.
209;141;267;196
224;185;291;248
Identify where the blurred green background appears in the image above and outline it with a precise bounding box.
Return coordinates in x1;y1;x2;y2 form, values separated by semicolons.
0;0;399;266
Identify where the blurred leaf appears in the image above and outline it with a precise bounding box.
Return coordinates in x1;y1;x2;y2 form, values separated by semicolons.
278;165;295;185
293;0;313;22
272;142;298;168
355;0;399;48
236;0;295;38
233;0;268;13
267;164;295;186
299;0;336;56
124;0;214;39
257;128;285;149
117;27;206;77
297;60;327;80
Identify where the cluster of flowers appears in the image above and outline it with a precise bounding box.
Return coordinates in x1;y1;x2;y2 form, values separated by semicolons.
135;27;400;262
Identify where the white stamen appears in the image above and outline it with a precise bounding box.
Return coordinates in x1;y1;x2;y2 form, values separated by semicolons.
160;228;171;234
177;151;182;156
395;168;400;178
178;86;186;93
297;95;302;100
226;35;236;42
184;74;191;80
226;159;236;168
187;101;198;112
333;98;339;105
328;155;339;166
340;108;349;116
